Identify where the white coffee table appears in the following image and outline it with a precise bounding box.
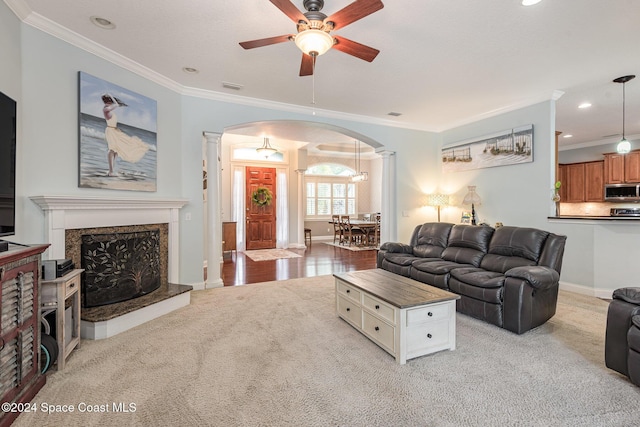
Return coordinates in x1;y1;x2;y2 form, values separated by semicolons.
334;268;460;364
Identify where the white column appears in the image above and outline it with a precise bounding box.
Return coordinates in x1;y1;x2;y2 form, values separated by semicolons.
378;150;397;244
205;132;224;288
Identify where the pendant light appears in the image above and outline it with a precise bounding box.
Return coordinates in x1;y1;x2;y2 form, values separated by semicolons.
614;75;635;154
351;140;368;182
256;137;277;158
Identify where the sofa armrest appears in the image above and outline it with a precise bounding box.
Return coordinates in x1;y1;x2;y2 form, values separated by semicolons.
612;287;640;305
379;242;413;254
505;266;559;291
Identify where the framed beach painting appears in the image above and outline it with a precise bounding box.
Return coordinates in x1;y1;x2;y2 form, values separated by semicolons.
442;124;533;173
78;71;157;191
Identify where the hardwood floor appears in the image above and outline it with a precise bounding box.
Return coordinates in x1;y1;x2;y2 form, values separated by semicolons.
221;241;377;286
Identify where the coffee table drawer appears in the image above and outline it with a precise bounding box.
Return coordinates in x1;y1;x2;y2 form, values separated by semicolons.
336;279;361;303
406;302;450;326
337;295;362;328
406;319;450;355
363;293;396;325
362;311;395;353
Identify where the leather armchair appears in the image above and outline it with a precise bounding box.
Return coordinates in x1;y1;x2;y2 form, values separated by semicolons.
605;287;640;386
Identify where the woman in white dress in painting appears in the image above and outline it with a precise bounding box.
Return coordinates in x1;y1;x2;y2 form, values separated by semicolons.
102;94;149;176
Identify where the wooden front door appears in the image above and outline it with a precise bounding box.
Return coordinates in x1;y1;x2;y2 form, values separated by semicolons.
246;166;277;250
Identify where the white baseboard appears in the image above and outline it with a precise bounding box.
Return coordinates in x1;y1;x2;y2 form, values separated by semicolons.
559;281;613;299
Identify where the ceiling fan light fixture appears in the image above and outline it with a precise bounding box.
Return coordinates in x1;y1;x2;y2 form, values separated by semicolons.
294;29;334;56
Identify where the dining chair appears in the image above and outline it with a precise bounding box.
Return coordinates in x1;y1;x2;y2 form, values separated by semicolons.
343;216;366;246
332;214;343;244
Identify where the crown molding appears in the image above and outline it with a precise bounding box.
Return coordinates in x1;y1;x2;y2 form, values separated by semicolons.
6;0;560;136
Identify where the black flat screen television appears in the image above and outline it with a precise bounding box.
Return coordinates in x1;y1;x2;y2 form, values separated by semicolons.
0;91;17;238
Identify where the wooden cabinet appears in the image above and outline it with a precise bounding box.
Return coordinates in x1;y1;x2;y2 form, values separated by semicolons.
585;161;604;201
604;151;640;184
565;163;586;202
40;269;82;371
559;161;604;203
222;222;237;257
1;244;49;427
625;151;640;182
605;153;626;184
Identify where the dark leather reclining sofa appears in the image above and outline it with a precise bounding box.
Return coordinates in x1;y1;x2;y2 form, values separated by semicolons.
377;222;567;334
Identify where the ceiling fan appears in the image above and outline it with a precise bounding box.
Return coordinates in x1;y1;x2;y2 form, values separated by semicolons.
239;0;384;76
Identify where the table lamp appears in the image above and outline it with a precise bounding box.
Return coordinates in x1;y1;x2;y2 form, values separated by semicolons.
427;194;449;222
462;186;481;225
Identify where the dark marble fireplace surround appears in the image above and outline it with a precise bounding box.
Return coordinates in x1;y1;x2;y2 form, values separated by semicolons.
65;223;190;322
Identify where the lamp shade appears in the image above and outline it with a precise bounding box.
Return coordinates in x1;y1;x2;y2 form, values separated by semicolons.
462;186;481;205
294;29;334;56
427;194;449;207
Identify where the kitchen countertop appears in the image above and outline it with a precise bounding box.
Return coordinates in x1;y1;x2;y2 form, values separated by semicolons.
549;215;640;220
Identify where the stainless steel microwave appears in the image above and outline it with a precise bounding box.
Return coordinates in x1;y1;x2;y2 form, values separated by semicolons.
604;183;640;201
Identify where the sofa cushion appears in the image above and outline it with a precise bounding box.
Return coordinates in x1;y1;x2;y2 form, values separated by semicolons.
480;254;536;274
447;224;494;252
450;267;505;288
382;253;422;267
412;222;453;258
613;287;640;305
449;278;503;304
487;226;548;263
412;259;471;275
441;225;493;267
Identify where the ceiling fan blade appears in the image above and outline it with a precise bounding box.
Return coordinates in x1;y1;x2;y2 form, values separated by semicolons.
325;0;384;31
332;35;380;62
300;54;314;76
239;35;292;49
270;0;307;24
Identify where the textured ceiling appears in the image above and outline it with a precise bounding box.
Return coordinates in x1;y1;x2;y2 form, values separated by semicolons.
7;0;640;150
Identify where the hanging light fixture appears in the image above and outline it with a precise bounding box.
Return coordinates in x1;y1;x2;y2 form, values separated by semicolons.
294;29;334;57
256;137;277;158
351;140;368;182
614;75;636;154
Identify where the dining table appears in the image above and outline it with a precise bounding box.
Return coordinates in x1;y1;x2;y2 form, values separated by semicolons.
328;218;380;246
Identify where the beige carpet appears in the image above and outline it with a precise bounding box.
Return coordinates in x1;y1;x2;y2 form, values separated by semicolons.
243;249;302;261
14;276;640;426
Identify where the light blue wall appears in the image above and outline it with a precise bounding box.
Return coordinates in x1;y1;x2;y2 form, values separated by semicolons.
5;10;443;286
6;7;603;293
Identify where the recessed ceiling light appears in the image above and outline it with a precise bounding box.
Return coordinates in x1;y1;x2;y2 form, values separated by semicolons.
522;0;542;5
90;16;115;30
578;102;592;109
563;134;573;138
222;81;243;90
182;67;199;74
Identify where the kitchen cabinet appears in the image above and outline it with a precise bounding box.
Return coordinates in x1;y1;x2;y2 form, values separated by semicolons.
585;161;604;201
565;163;586;202
604;151;640;184
624;151;640;182
559;160;604;203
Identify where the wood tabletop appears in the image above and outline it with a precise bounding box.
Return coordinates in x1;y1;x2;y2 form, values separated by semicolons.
334;268;459;309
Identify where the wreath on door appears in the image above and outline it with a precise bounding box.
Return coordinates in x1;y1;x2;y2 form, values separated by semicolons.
251;186;273;206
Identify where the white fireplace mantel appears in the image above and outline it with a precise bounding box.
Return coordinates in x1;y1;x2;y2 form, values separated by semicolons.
30;195;188;283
